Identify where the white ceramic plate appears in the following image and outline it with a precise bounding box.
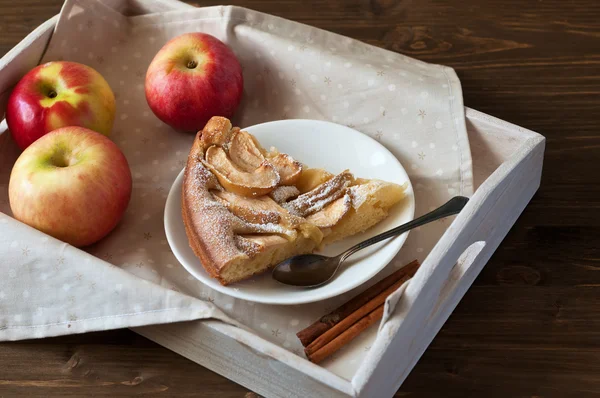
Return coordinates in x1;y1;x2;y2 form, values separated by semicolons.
164;119;415;305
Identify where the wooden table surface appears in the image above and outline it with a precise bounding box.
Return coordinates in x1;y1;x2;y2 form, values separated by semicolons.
1;0;599;397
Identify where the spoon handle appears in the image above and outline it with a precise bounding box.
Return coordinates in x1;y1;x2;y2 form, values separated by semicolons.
340;196;469;261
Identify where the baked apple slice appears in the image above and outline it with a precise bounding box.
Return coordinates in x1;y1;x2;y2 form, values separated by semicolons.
268;153;303;185
295;167;335;193
229;129;303;185
305;193;351;228
213;190;282;224
283;170;353;217
203;145;279;197
229;130;264;171
236;234;289;253
200;116;237;149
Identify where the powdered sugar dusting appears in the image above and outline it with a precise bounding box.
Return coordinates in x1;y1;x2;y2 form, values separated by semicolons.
234;235;261;257
184;156;246;265
184;144;299;266
283;171;353;217
270;185;300;203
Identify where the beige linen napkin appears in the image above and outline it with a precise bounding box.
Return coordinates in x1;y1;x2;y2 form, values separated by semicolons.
0;0;472;377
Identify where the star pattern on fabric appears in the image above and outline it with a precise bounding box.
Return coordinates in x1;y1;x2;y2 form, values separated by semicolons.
418;151;426;160
143;232;152;240
418;109;426;118
374;130;383;141
136;261;144;268
324;77;331;85
377;70;384;76
75;273;83;281
290;78;296;87
142;137;150;144
21;247;30;256
271;329;281;337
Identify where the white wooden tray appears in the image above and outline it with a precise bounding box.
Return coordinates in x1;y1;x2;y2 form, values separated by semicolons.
132;107;545;398
0;2;545;397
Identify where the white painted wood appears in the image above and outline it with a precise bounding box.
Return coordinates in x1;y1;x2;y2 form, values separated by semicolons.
0;4;546;397
353;115;545;397
135;321;356;398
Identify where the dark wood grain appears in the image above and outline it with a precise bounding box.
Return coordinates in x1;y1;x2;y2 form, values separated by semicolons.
1;0;599;397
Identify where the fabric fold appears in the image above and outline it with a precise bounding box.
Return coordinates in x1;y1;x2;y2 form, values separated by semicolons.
0;212;241;341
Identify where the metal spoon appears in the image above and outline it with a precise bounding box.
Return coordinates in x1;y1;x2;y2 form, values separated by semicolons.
272;196;469;287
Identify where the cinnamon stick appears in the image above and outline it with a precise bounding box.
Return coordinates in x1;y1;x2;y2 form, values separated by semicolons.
304;271;414;356
307;305;385;364
296;260;420;347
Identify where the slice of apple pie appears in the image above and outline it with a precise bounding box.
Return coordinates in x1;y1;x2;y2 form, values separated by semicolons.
182;116;407;285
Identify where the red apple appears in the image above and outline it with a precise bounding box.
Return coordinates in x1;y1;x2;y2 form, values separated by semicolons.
9;126;131;247
6;61;116;150
145;33;243;132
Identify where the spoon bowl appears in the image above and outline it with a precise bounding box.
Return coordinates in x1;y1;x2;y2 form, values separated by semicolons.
271;254;337;287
